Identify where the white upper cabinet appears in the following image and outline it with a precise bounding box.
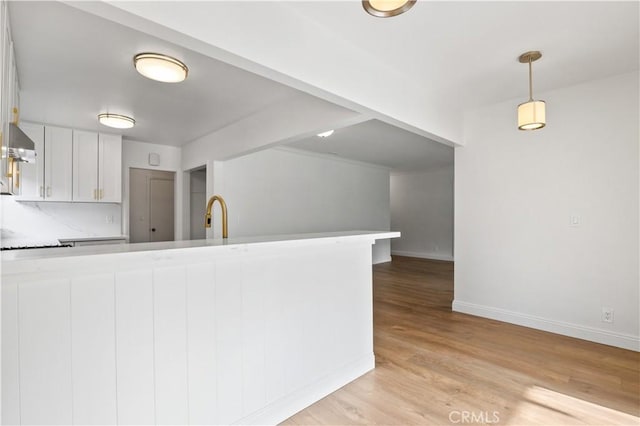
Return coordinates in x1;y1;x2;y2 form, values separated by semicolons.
98;133;122;203
72;130;98;202
73;130;122;202
43;126;73;201
18;123;72;201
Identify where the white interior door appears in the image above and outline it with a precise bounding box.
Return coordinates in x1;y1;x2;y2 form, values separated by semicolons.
129;168;175;243
149;177;175;242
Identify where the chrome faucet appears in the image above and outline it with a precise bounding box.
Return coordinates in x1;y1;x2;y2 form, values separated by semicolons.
204;195;228;238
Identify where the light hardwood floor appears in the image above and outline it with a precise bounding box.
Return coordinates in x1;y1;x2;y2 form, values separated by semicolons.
283;256;640;425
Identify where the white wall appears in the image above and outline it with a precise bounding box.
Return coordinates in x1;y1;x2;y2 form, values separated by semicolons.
189;169;206;240
122;140;183;240
215;147;392;263
454;71;639;351
390;167;454;261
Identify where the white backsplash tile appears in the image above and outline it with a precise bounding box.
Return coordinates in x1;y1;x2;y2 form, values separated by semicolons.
1;196;122;241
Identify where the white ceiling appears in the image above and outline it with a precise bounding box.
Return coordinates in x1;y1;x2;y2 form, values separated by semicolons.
8;1;304;146
281;1;640;111
8;1;638;172
288;119;453;172
97;1;639;144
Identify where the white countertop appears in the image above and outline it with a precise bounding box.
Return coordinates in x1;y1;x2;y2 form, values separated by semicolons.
58;235;129;243
1;231;400;262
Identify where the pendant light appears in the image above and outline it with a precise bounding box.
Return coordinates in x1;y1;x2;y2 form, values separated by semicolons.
98;113;135;129
133;53;188;83
362;0;416;18
517;51;545;131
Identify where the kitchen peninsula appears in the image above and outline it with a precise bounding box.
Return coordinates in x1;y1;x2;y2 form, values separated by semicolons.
1;230;399;425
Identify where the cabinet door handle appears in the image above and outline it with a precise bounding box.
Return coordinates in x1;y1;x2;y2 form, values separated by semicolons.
46;187;51;197
99;189;103;200
93;189;97;200
40;186;44;198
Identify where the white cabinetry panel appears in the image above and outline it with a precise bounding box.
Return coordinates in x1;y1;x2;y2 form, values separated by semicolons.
186;262;218;424
241;259;267;415
2;236;383;425
215;260;244;424
70;274;117;425
72;130;98;201
43;126;72;201
153;266;189;425
99;133;122;202
2;282;20;425
18;279;72;425
115;270;156;425
72;130;121;202
16;123;74;201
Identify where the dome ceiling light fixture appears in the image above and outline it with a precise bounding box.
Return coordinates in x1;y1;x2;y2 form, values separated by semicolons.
133;52;189;83
362;0;416;18
98;113;135;129
517;51;546;131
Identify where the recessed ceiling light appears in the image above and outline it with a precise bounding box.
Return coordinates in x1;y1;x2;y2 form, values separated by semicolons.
133;52;188;83
317;130;335;138
98;113;135;129
362;0;416;18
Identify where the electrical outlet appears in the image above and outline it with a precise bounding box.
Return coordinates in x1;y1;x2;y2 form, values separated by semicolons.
570;215;581;227
602;307;614;323
105;215;114;224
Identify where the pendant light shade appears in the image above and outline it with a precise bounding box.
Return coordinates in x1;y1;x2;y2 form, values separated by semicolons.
517;51;546;131
134;53;188;83
362;0;416;17
98;113;135;129
518;100;546;130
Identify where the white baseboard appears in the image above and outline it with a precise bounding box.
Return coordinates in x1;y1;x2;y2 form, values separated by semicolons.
452;300;640;352
391;250;454;262
373;256;392;265
234;354;375;425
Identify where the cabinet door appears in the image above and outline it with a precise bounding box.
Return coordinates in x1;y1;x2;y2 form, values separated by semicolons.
72;130;98;201
44;126;73;201
98;133;122;202
18;122;44;199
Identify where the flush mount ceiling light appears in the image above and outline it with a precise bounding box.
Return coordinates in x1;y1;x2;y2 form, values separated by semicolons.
517;51;546;131
98;113;135;129
362;0;416;18
133;52;188;83
317;130;335;138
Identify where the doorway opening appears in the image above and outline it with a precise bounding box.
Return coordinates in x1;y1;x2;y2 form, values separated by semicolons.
189;167;207;240
129;168;175;243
